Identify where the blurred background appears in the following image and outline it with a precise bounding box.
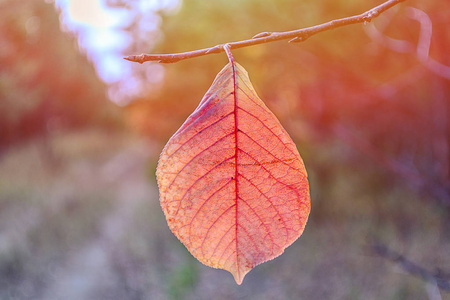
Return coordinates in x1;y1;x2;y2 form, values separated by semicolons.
0;0;449;299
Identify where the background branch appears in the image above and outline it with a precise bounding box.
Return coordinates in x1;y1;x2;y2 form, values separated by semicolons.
364;6;450;79
124;0;406;64
371;242;450;292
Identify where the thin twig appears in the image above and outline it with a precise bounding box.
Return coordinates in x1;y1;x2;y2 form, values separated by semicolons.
371;242;450;292
365;6;450;79
124;0;406;64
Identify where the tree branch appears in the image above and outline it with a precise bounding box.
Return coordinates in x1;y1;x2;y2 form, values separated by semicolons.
365;6;450;79
124;0;406;64
371;242;450;292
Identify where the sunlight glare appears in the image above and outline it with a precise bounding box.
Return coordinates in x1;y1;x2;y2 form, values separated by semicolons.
67;0;121;28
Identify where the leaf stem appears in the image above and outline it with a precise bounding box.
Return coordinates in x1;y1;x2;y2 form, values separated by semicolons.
223;44;234;64
124;0;406;64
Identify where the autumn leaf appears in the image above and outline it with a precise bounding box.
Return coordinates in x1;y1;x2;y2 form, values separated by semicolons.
156;57;310;285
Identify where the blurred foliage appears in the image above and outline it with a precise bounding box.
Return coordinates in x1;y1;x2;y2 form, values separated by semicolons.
166;258;198;300
0;0;122;149
126;0;450;208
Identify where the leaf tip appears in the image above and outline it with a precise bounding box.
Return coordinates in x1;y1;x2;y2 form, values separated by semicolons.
231;266;252;285
232;272;245;285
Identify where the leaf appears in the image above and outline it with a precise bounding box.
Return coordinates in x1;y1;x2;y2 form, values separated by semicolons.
156;61;310;285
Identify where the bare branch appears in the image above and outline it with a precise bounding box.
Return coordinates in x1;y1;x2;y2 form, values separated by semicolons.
371;242;450;292
365;6;450;79
124;0;406;64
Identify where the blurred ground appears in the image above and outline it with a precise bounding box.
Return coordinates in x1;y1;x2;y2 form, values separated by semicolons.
1;0;449;299
0;129;448;300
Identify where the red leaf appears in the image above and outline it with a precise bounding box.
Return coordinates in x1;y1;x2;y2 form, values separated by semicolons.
157;61;310;284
